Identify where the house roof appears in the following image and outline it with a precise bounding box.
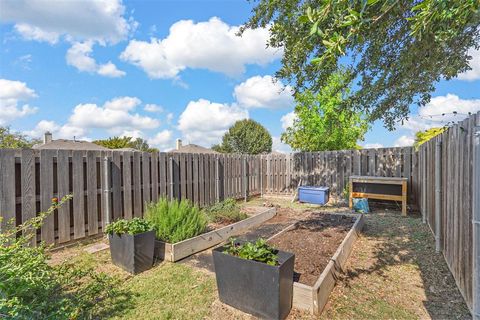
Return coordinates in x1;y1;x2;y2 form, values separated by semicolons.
33;139;109;151
169;144;219;154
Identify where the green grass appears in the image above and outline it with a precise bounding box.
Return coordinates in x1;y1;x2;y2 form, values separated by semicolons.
108;263;216;320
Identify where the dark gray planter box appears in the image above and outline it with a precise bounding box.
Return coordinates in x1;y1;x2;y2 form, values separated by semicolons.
213;245;295;320
108;230;155;274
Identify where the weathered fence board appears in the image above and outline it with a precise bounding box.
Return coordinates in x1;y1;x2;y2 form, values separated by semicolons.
417;111;480;312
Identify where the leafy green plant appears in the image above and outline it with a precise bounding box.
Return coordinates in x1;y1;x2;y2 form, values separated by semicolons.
223;238;279;266
105;218;152;235
145;198;207;243
0;195;130;319
204;198;247;224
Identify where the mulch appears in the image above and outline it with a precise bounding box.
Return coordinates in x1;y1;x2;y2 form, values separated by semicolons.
269;213;356;286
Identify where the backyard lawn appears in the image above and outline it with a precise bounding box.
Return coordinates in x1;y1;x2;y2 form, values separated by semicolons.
49;197;470;319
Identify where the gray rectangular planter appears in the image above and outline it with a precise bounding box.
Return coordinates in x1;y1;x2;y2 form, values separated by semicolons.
109;230;155;274
213;245;295;320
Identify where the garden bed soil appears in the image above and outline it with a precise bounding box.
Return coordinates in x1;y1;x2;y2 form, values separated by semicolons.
268;213;356;286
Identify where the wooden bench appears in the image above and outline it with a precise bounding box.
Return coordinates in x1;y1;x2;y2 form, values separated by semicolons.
349;176;408;216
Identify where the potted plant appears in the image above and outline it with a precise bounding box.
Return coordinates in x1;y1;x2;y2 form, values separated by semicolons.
213;238;295;320
105;218;155;274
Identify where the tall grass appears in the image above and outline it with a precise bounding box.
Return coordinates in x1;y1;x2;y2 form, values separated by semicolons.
145;198;207;243
204;198;247;224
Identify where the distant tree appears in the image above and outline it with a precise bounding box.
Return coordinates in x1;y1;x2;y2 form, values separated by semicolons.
93;136;133;149
281;72;369;151
131;138;159;152
414;127;446;150
93;136;158;152
0;126;40;149
212;119;272;154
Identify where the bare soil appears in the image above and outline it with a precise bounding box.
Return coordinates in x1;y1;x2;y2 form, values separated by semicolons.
269;213;356;286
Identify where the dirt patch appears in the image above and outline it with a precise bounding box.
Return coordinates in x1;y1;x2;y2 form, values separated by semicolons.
269;213;355;286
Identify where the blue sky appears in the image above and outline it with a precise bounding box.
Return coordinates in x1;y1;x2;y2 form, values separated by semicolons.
1;0;479;151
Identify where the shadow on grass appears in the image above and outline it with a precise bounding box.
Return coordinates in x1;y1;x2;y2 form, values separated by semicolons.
339;210;470;319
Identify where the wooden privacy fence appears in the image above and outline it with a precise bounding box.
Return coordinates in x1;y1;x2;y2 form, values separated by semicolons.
261;147;418;205
417;111;480;312
0;150;261;246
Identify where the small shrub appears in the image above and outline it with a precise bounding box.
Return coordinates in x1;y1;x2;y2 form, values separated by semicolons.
105;218;152;235
204;198;247;224
145;198;207;243
223;238;279;266
0;195;130;319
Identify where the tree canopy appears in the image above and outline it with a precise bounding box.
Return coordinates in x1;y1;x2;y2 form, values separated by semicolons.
212;119;272;154
0;126;40;149
93;136;158;152
243;0;480;129
281;71;369;151
413;127;446;149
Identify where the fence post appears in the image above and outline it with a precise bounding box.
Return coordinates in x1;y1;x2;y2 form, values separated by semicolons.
243;156;248;202
473;117;480;320
435;137;442;253
422;146;427;224
169;157;174;200
215;156;220;202
260;155;263;198
103;156;111;228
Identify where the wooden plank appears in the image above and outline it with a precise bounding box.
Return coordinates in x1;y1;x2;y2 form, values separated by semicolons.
199;154;205;206
111;151;122;220
142;152;151;205
86;151;98;235
21;149;37;245
123;151;133;219
72;150;85;239
192;153;199;204
186;153;193;201
151;152;159;202
159;153;167;199
57;150;70;243
180;153;187;200
133;152;142;217
0;150;16;233
40;149;55;244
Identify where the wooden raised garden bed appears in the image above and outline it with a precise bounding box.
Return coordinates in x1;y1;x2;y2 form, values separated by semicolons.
155;207;277;262
268;212;365;315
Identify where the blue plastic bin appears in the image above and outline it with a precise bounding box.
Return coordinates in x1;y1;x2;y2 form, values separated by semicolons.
298;186;330;205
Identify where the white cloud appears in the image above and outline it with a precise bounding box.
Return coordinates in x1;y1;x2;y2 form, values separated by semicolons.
400;94;480;132
178;98;248;146
394;135;414;147
103;96;141;111
148;130;173;150
98;61;126;77
280;111;296;130
144;104;163;113
363;143;384;149
14;23;59;44
0;0;135;44
66;41;125;77
458;49;480;81
120;17;281;79
24;120;87;140
0;79;38;125
272;136;291;153
61;96;159;137
234;75;294;109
